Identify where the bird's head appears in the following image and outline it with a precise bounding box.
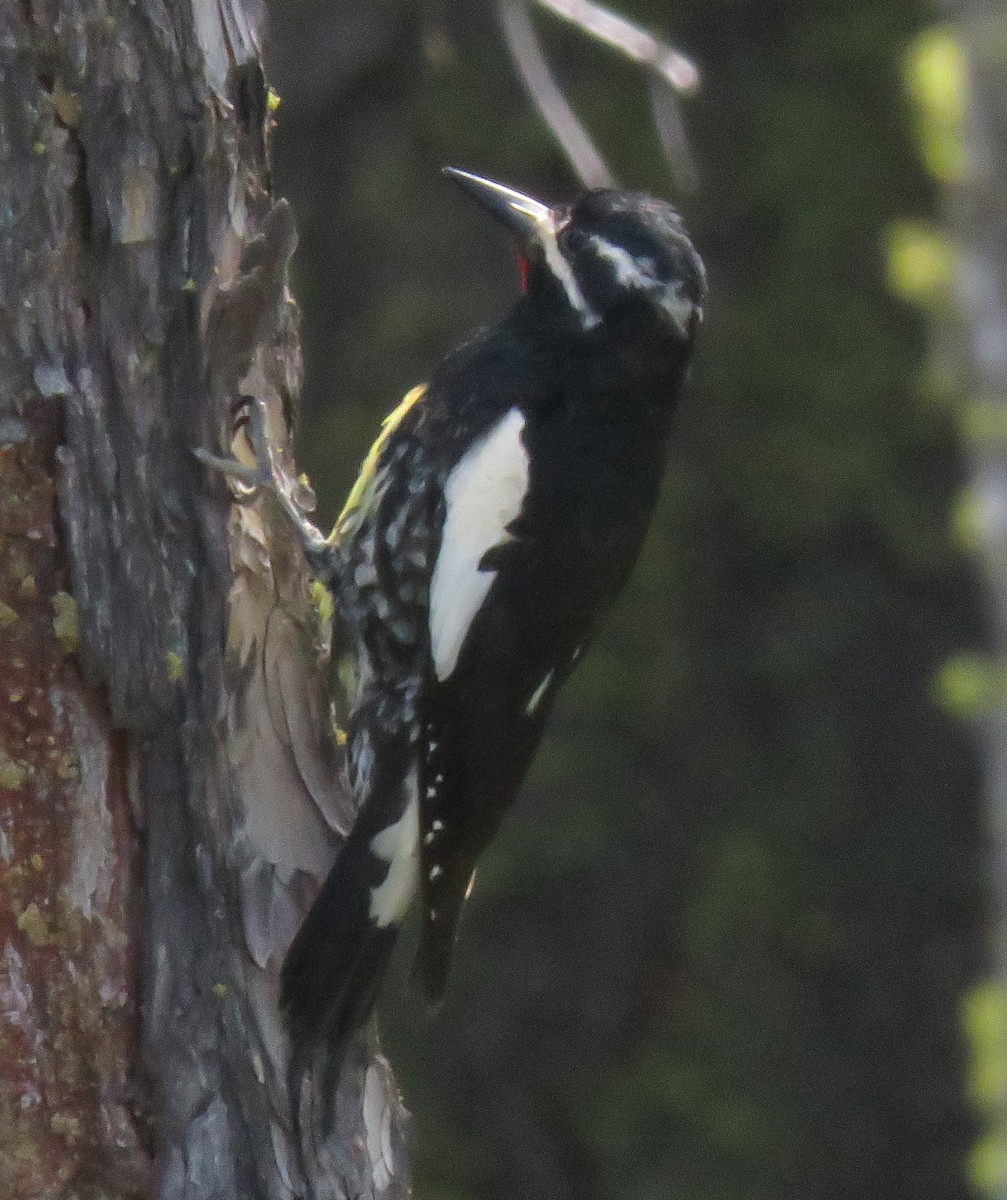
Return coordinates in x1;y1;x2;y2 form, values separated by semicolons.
445;167;706;355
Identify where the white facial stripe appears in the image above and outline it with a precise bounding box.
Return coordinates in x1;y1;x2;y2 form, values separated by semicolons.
658;286;696;335
541;220;599;329
590;235;654;290
589;235;695;335
430;408;530;680
369;789;419;927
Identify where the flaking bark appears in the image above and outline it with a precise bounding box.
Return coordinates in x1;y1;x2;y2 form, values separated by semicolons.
0;2;409;1197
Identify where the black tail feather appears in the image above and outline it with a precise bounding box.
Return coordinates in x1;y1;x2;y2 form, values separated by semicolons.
280;817;403;1090
414;857;476;1005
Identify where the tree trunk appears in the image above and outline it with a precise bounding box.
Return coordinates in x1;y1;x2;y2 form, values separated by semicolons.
0;2;409;1197
952;1;1007;978
943;3;1007;1196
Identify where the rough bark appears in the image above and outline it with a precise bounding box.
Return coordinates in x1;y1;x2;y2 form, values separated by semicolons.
0;2;409;1197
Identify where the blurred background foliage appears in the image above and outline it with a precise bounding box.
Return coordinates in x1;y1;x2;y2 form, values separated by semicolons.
267;2;987;1197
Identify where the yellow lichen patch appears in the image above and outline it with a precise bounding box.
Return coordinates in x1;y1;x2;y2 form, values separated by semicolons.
0;754;27;790
50;83;82;128
952;490;983;552
16;902;53;946
6;552;30;584
30;853;43;872
886;221;955;305
960;401;1007;446
0;601;17;628
964;983;1007;1110
310;578;334;625
963;982;1007;1196
18;574;37;597
165;650;185;681
51;591;78;653
49;1112;82;1144
934;654;1007;715
55;753;80;783
905;26;967;181
969;1135;1007;1198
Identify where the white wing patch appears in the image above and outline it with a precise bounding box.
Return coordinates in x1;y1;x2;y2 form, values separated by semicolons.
369;787;419;927
430;407;530;681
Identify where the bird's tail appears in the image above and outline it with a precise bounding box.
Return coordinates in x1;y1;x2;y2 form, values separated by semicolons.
413;850;477;1005
280;771;420;1096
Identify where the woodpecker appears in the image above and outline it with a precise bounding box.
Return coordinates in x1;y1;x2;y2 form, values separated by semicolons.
280;169;706;1076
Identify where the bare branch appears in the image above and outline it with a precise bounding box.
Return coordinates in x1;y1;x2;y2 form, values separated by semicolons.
497;0;615;188
533;0;700;94
647;75;699;194
499;0;701;193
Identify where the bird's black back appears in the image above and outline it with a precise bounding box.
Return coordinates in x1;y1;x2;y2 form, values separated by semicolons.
411;305;693;995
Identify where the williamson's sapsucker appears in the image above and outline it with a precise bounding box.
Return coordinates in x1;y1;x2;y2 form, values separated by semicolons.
280;168;706;1082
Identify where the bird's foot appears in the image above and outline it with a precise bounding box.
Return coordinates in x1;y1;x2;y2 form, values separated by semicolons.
195;396;340;584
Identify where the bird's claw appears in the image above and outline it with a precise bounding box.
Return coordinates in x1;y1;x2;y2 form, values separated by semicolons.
195;397;337;580
193;447;271;502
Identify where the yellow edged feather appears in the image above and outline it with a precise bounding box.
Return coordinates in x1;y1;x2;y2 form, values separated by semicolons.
332;384;428;541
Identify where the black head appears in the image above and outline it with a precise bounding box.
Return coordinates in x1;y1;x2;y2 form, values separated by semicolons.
444;168;706;349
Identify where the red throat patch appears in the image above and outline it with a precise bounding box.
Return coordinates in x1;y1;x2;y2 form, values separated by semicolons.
517;253;530;294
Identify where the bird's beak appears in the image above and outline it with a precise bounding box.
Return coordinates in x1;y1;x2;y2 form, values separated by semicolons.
443;167;552;247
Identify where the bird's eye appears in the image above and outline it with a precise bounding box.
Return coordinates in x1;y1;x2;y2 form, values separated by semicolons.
560;225;589;256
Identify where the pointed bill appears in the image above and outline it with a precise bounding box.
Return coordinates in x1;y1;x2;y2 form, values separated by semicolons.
443;167;552;244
